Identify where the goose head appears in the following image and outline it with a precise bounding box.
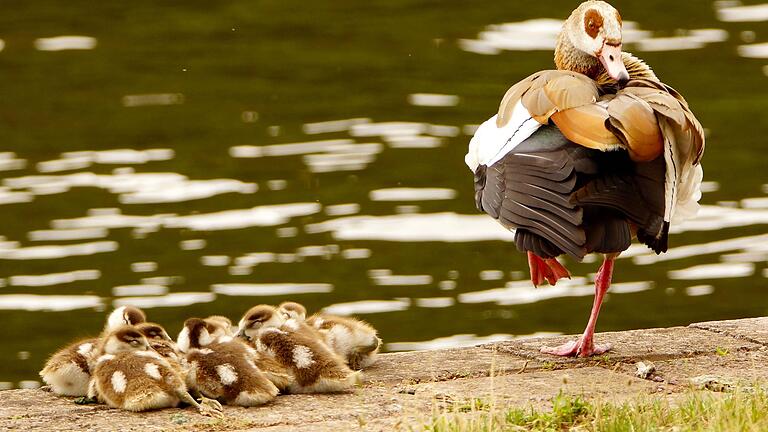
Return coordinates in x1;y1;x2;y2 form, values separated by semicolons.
556;0;629;83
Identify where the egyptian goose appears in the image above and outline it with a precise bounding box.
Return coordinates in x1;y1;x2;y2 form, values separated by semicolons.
278;301;382;370
40;306;147;396
236;305;361;393
176;317;279;406
466;0;704;357
88;325;222;416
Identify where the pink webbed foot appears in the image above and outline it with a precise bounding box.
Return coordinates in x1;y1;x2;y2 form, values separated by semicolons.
540;338;612;357
527;252;571;287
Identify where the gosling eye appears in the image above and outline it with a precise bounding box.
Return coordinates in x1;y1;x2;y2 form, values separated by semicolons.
282;312;290;319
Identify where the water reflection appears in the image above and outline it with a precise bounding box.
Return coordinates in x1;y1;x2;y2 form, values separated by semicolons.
33;36;96;51
459;19;727;55
716;3;768;22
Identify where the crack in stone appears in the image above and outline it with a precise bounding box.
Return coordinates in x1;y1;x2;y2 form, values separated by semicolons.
689;323;768;348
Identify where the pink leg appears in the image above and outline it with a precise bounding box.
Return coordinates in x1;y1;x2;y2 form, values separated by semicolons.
527;252;571;287
541;256;615;357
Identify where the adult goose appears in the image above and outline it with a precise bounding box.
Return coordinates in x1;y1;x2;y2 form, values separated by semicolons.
466;0;704;357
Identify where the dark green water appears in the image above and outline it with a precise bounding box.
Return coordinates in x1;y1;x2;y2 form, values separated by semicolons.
1;1;767;388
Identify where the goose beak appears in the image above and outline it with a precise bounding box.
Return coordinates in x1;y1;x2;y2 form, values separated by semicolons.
599;43;629;84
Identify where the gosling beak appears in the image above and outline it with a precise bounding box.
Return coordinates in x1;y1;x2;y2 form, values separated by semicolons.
598;43;629;84
235;327;248;340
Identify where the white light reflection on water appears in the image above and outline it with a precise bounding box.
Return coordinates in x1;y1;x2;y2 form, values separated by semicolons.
0;294;102;311
27;228;108;242
307;212;516;242
165;203;320;231
324;203;360;216
341;248;371;259
302;118;371;134
321;299;411;315
737;42;768;58
385;135;443;149
667;263;755;280
459;18;726;55
371;274;433;286
211;283;333;296
120;179;257;204
6;170;259;205
231;139;355;157
407;93;460;107
0;153;27;172
685;285;715;297
9;270;100;287
34;36;97;51
632;233;768;265
369;188;457;202
717;3;768;22
415;297;455;308
113;292;215;309
0;241;117;260
112;285;168;296
458;279;651;306
0;188;33;205
121;94;184;107
61;148;173;165
386;332;560;352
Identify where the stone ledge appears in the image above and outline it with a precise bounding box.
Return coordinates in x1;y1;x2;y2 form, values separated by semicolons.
1;317;765;431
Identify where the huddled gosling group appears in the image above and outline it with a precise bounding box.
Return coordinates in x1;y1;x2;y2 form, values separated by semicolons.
40;302;381;417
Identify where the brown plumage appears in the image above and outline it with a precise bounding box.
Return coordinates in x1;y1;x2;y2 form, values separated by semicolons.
278;302;381;370
237;305;361;393
467;0;705;357
40;306;147;397
179;317;278;406
88;325;221;416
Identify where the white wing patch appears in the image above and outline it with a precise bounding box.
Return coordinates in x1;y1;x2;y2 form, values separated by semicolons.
216;363;238;385
111;371;127;393
292;345;315;369
77;343;93;356
465;101;542;172
144;363;162;380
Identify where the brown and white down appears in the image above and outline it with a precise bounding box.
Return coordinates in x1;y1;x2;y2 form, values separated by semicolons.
134;322;182;363
39;306;147;396
177;317;279;406
278;301;381;370
87;325;222;416
237;305;362;394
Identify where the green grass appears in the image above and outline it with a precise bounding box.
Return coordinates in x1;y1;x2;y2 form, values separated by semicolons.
422;386;768;431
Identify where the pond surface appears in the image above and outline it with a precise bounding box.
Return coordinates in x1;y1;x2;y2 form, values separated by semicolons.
1;0;767;388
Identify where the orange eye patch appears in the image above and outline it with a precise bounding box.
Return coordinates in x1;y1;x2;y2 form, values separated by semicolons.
584;9;604;38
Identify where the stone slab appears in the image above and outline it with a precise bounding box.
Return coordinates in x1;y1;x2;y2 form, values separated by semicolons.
483;326;761;365
690;317;768;346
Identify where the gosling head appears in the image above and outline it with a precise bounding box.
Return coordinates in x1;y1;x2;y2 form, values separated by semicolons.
278;302;307;321
204;315;234;338
135;322;173;342
235;305;286;341
101;325;150;355
105;306;147;332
